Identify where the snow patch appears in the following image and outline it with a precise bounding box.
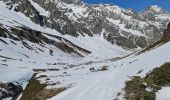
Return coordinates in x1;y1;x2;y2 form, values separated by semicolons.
28;0;50;16
156;87;170;100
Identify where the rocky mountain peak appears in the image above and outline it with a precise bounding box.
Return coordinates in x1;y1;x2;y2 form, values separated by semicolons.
143;5;167;14
126;8;134;14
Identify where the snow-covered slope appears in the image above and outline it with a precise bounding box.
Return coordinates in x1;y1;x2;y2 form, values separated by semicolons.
0;1;132;99
156;87;170;100
0;0;129;84
0;0;170;100
47;34;170;100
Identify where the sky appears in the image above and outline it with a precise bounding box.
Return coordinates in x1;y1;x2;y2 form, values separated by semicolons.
83;0;170;12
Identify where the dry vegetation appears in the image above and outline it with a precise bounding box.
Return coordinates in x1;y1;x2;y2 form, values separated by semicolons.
36;88;66;100
124;63;170;100
20;74;66;100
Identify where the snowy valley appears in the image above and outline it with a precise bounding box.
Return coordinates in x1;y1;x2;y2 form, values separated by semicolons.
0;0;170;100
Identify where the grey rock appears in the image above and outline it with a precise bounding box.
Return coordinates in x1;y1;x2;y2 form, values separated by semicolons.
1;0;170;49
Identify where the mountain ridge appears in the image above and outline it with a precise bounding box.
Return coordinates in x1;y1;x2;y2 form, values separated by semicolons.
1;0;170;100
1;0;170;49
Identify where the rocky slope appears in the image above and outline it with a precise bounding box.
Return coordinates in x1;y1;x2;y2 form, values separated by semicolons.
1;0;170;49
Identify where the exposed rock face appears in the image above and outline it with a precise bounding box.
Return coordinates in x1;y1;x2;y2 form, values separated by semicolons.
0;82;23;99
162;23;170;42
1;0;170;49
0;24;91;57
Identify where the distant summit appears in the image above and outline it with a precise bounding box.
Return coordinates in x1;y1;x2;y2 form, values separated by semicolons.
143;5;167;14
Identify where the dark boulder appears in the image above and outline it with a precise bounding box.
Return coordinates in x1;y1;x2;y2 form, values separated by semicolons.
0;82;23;99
